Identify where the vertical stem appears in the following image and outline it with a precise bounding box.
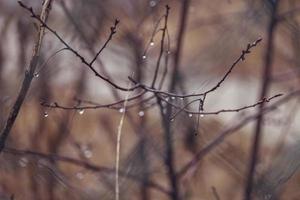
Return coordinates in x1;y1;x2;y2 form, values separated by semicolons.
0;0;53;152
244;1;280;199
158;1;190;199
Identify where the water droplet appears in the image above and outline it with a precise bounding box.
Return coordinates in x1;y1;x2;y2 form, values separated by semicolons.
19;157;28;168
171;96;175;100
188;113;193;118
200;114;204;118
78;109;85;115
180;97;184;100
149;0;157;7
170;118;174;122
119;108;125;113
165;97;169;101
142;55;147;59
83;150;93;158
138;111;144;117
150;41;154;46
34;73;39;78
76;172;84;180
44;111;49;118
167;51;171;54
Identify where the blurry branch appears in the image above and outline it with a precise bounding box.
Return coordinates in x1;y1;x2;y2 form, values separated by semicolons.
155;1;191;199
3;147;171;197
277;7;300;22
244;1;280;199
0;0;53;152
211;186;221;200
177;89;300;179
18;1;137;92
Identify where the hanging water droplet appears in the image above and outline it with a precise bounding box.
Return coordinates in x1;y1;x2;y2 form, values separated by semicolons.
34;73;39;78
138;111;145;117
165;97;169;101
171;96;175;100
200;114;204;118
44;111;49;118
83;149;93;158
180;97;184;100
170;118;174;122
78;109;85;115
18;157;28;168
149;0;157;7
150;41;154;46
119;108;125;113
167;50;171;54
76;172;84;180
142;55;147;59
188;113;193;118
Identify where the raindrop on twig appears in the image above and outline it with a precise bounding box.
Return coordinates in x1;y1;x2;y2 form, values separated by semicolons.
138;111;145;117
78;109;85;115
43;111;49;118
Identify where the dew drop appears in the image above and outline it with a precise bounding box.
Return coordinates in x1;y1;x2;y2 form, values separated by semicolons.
83;150;93;158
34;73;39;78
19;157;28;168
150;41;154;46
165;97;169;101
149;0;157;7
138;111;145;117
171;96;175;100
142;55;147;59
167;50;171;54
170;118;174;122
76;172;84;180
44;111;49;118
78;109;85;115
119;108;125;113
188;113;193;118
200;114;204;118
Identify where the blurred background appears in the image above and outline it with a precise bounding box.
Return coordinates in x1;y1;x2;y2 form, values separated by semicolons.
0;0;300;199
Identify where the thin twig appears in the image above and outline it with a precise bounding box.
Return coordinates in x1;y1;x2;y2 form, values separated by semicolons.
18;2;138;92
177;90;300;179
